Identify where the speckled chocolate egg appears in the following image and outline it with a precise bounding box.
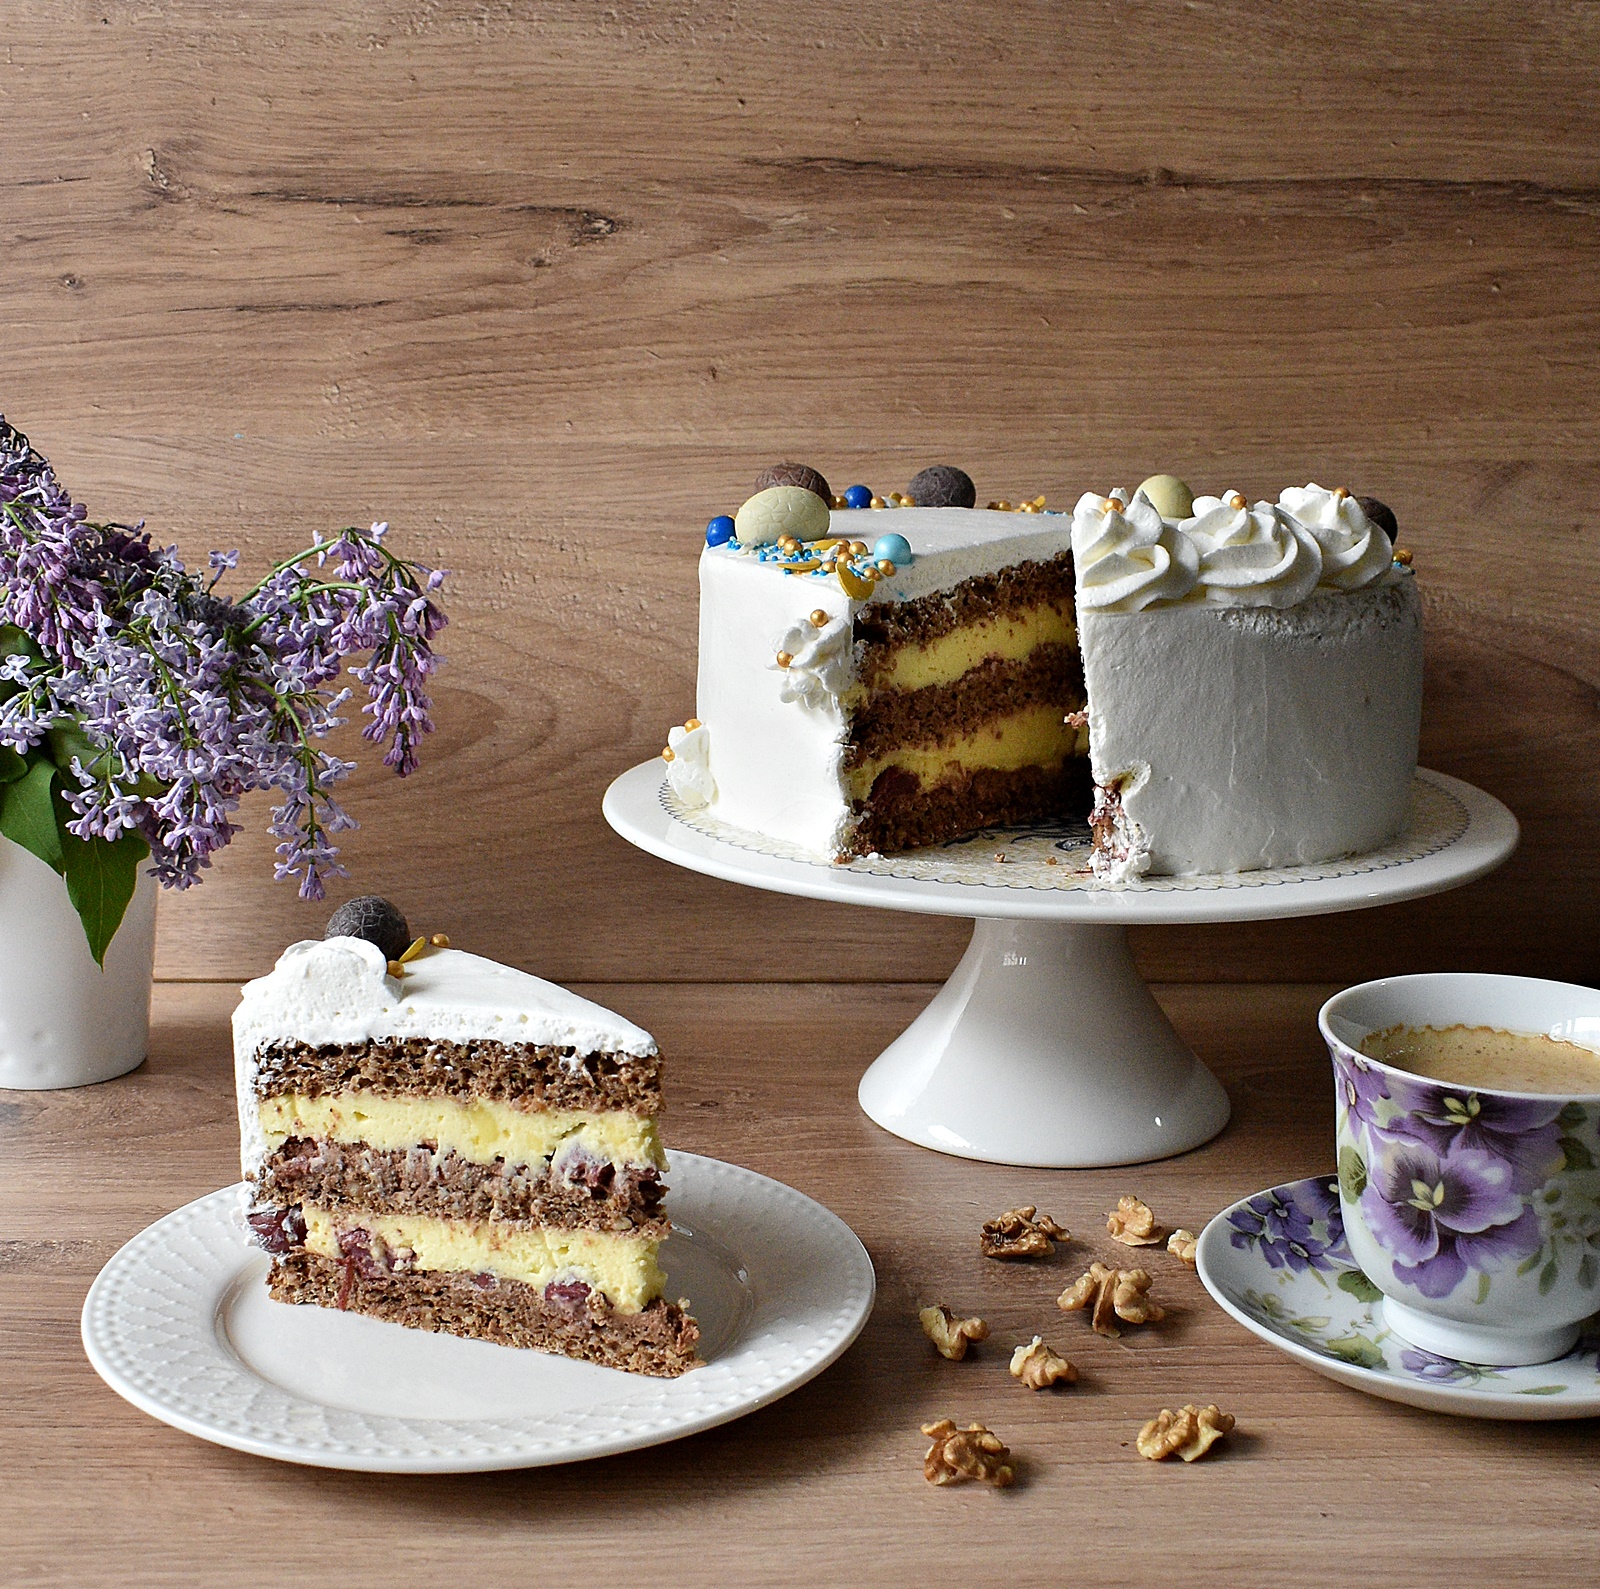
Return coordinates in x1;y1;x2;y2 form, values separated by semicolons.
906;465;976;509
1136;474;1195;521
1356;496;1398;540
734;484;833;546
755;462;832;506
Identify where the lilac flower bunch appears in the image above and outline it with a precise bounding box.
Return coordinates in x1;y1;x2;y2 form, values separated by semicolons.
0;416;446;961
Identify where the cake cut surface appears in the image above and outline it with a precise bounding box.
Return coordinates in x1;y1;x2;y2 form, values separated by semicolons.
234;930;700;1377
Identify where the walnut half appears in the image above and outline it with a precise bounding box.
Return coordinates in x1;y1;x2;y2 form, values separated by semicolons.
919;1304;990;1361
1008;1335;1078;1390
1136;1404;1235;1462
921;1419;1016;1487
1057;1262;1166;1337
1107;1194;1164;1246
980;1204;1071;1260
1167;1228;1198;1266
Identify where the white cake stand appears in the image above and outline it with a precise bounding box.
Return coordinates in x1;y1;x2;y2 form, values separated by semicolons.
603;764;1517;1168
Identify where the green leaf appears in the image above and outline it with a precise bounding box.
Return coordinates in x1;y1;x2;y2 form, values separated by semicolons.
1580;1253;1598;1290
1338;1144;1368;1202
1517;1385;1567;1396
0;744;26;783
1561;1136;1595;1172
45;720;112;779
1337;1269;1383;1303
1559;1102;1589;1128
1538;1258;1559;1296
1517;1250;1544;1277
1324;1333;1385;1369
1290;1315;1332;1332
53;807;148;969
0;760;63;874
1476;1270;1493;1305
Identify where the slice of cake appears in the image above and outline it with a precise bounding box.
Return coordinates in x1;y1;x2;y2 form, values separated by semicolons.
666;462;1420;881
234;898;700;1376
680;464;1089;858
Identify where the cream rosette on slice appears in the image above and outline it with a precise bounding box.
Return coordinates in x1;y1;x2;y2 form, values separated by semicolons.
1182;492;1323;608
768;614;853;710
1277;483;1394;591
665;722;715;807
1071;489;1200;612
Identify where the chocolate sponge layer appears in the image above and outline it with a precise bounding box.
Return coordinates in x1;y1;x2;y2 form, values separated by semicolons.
269;1251;702;1377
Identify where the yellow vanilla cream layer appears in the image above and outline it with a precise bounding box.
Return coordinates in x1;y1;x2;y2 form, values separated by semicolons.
301;1204;664;1313
863;602;1076;694
847;702;1080;802
258;1089;665;1172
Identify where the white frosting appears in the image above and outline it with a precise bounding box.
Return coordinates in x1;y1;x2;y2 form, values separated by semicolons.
694;507;1074;854
1071;489;1199;612
1182;493;1324;608
233;939;657;1179
665;722;715;807
1277;483;1394;590
1079;577;1422;877
771;614;852;709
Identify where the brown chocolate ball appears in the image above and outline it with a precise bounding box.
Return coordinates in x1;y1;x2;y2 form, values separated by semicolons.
755;462;832;506
1356;496;1398;541
906;465;977;509
326;895;411;962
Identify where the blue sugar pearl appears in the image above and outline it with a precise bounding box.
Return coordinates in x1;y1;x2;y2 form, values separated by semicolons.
843;484;874;510
706;515;735;547
874;533;913;566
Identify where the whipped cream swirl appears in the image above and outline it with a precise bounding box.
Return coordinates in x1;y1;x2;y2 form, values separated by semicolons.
1277;483;1394;590
1072;489;1200;612
770;615;852;709
1182;492;1323;608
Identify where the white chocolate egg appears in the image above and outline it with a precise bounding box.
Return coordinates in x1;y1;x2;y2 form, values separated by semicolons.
1136;474;1195;522
734;485;832;546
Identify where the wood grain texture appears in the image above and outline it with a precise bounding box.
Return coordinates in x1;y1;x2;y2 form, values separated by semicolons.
3;981;1596;1588
0;2;1595;984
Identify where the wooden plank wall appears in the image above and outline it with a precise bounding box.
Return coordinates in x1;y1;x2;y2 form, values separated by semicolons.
3;1;1596;986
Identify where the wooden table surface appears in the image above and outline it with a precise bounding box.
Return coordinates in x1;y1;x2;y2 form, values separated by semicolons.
4;981;1595;1587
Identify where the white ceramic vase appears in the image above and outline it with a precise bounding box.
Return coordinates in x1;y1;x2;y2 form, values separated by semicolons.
0;834;156;1090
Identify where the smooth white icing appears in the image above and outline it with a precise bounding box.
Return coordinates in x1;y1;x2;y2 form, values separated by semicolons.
1070;490;1199;612
233;938;657;1179
1078;575;1422;878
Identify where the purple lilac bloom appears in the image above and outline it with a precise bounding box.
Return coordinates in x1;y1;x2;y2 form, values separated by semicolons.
0;416;446;901
1229;1179;1344;1273
1359;1137;1542;1299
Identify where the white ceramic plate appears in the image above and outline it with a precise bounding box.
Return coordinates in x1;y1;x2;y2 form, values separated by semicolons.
1196;1176;1600;1420
604;763;1518;925
81;1152;875;1471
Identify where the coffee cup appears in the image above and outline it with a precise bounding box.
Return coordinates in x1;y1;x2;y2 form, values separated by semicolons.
1319;974;1600;1366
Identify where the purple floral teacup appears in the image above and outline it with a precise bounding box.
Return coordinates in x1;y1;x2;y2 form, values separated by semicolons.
1320;974;1600;1366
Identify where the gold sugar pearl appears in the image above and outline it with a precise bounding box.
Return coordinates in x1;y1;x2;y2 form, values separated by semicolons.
1334;487;1350;500
775;650;794;668
830;493;846;509
809;609;829;627
430;932;451;947
685;717;702;730
1393;547;1414;566
1228;493;1246;510
869;495;885;509
995;499;1013;512
387;960;407;978
1104;497;1123;512
1020;501;1041;513
849;541;868;555
661;746;675;761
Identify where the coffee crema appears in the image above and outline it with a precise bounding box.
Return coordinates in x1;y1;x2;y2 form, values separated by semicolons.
1359;1023;1600;1095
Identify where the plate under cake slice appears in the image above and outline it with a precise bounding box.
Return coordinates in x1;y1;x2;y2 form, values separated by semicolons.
232;899;701;1377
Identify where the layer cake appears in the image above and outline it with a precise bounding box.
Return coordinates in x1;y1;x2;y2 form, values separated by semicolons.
235;902;700;1376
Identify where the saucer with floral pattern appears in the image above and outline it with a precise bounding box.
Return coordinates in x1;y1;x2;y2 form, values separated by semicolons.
1196;1176;1600;1419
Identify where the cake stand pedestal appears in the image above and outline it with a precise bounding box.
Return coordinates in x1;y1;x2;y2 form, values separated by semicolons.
603;765;1517;1168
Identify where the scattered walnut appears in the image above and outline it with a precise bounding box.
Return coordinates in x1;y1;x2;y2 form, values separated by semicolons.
919;1304;991;1361
921;1419;1016;1487
1008;1335;1078;1390
1167;1228;1198;1266
1106;1194;1164;1246
980;1204;1071;1260
1136;1403;1235;1462
1057;1262;1166;1337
